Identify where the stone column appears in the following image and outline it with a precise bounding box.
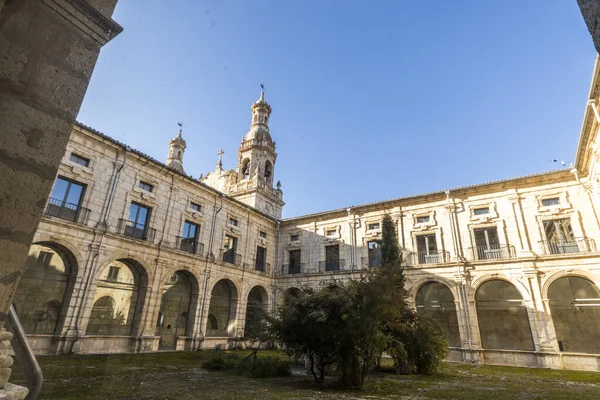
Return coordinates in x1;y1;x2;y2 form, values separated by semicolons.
0;1;121;394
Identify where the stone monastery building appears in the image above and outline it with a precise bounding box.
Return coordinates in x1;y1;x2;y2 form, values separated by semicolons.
14;59;600;372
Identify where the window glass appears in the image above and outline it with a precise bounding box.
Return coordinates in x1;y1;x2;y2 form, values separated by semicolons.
473;207;490;216
542;197;560;207
259;231;267;239
229;218;238;226
129;202;150;227
290;234;299;241
190;202;201;211
50;177;86;206
416;215;430;224
183;221;198;239
69;153;90;167
139;181;154;192
368;223;380;230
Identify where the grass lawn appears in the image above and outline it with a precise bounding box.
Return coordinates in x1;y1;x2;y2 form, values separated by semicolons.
10;350;600;399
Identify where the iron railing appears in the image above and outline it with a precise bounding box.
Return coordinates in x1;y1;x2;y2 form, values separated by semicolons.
279;263;306;275
469;244;515;261
407;250;451;265
360;256;381;268
44;197;90;224
220;249;242;266
538;238;596;255
118;219;156;242
319;259;345;272
175;236;204;255
254;261;271;274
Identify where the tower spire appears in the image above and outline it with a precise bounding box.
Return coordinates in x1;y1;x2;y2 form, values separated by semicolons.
166;122;186;173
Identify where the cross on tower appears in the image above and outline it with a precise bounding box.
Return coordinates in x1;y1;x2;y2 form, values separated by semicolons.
217;149;224;169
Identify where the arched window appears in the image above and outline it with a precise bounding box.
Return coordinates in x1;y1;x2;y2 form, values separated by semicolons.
206;279;238;337
264;160;273;180
475;280;534;350
241;158;250;179
416;282;461;347
548;276;600;353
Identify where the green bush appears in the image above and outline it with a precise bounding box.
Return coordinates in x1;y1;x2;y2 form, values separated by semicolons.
250;356;291;378
201;353;240;371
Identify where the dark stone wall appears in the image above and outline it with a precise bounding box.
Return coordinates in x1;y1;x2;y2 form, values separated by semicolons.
0;0;121;328
578;0;600;54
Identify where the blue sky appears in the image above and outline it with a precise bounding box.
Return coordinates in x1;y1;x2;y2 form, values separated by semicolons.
78;1;596;218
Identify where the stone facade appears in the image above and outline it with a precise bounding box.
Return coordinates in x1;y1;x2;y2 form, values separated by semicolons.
13;61;600;372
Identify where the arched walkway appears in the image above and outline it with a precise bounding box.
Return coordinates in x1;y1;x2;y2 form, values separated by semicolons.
245;286;268;335
548;276;600;353
13;242;77;334
206;279;238;337
415;282;461;347
86;259;148;336
475;279;534;351
155;270;198;349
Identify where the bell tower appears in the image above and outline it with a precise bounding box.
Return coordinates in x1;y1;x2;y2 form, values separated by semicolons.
229;90;284;218
166;125;186;173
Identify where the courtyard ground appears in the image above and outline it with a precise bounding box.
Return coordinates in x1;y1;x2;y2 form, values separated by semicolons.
10;350;600;399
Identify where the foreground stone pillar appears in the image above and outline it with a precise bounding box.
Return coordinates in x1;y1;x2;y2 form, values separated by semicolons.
0;0;122;395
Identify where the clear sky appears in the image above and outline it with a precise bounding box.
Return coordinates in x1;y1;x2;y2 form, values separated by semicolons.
78;0;597;218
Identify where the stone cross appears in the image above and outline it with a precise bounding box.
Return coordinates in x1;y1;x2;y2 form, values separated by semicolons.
217;149;224;169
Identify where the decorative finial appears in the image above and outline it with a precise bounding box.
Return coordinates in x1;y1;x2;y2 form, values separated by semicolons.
176;121;184;139
276;180;282;190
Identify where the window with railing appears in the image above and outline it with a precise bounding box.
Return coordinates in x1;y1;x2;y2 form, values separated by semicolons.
179;220;200;254
416;234;439;264
223;235;238;264
288;249;301;274
325;244;340;271
367;240;381;267
541;218;582;254
471;227;513;260
45;176;89;223
123;202;152;240
255;246;266;272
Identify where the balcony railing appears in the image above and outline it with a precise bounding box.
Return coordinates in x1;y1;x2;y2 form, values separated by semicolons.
118;219;156;242
319;259;346;272
253;261;271;274
360;256;382;268
175;237;204;256
278;263;306;275
44;198;90;224
220;249;242;266
469;244;515;261
407;250;451;266
538;238;596;255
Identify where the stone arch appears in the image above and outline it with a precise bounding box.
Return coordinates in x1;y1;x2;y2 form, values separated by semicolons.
475;279;534;351
206;279;238;337
415;281;461;347
240;158;251;180
245;285;268;335
13;241;79;335
541;269;600;300
156;270;200;349
547;275;600;353
264;160;273;181
409;276;460;303
86;258;149;336
470;274;532;303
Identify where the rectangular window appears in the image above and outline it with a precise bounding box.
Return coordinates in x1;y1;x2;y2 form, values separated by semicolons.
325;245;340;271
473;207;490;216
290;234;300;242
542;197;560;207
190;202;201;212
473;227;500;260
229;218;238;227
543;219;578;254
255;246;266;272
139;181;154;192
47;176;87;222
289;249;301;274
367;240;381;268
107;266;120;282
180;220;200;253
223;235;238;264
125;202;151;240
326;228;336;237
416;234;439;264
69;153;90;167
368;223;380;231
259;231;267;239
416;215;430;224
